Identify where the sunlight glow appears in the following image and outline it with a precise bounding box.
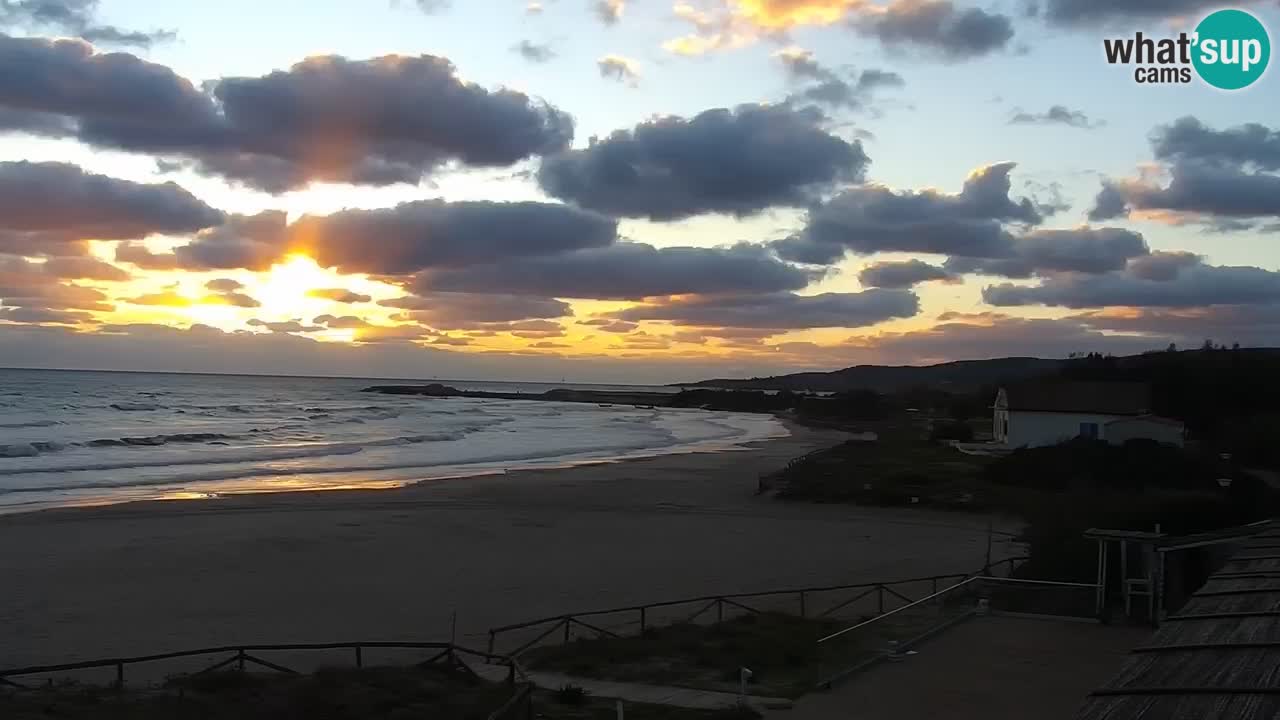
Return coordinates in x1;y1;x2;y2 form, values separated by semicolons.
254;255;339;318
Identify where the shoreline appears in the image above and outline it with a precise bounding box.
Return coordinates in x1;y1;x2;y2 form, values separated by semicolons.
0;414;794;518
0;422;1020;669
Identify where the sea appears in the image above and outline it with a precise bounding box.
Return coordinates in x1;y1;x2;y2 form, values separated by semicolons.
0;369;788;514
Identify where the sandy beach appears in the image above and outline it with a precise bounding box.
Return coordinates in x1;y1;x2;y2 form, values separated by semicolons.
0;424;1019;669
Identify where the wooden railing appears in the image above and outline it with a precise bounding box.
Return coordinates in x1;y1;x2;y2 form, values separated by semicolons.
0;640;526;692
486;558;1029;658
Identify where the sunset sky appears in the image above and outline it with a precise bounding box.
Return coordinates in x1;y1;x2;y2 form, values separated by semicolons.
1;0;1278;383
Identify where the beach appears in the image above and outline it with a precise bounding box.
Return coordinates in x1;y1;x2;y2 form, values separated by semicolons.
0;423;1019;669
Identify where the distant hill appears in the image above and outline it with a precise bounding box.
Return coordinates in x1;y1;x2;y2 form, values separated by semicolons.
682;357;1065;393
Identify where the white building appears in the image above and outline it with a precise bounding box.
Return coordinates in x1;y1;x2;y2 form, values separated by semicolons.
993;382;1184;448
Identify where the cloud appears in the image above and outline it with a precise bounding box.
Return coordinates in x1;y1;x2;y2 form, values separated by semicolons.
380;291;571;329
0;0;173;48
1071;305;1280;347
424;243;821;300
597;54;640;85
247;318;325;334
579;318;638;333
943;227;1149;278
205;278;243;293
291;200;617;275
775;162;1041;264
1092;163;1280;221
38;256;129;281
513;39;556;63
204;291;260;308
664;0;1012;60
1127;250;1200;281
983;255;1280;309
313;314;372;329
0;162;223;245
1151;116;1280;172
612;288;920;329
140;201;616;275
774;47;904;111
0;36;575;193
0;306;93;325
0;258;113;311
526;2;543;14
538;103;868;220
1093;118;1280;224
595;0;624;24
851;0;1014;60
1039;0;1268;27
123;290;194;306
308;288;373;304
844;312;1165;363
858;259;955;288
411;0;451;12
1009;105;1102;129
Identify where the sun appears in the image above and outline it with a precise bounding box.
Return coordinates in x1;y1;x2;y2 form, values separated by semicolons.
254;255;337;317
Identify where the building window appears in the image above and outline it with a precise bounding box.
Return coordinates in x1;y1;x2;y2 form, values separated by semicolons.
1079;422;1099;439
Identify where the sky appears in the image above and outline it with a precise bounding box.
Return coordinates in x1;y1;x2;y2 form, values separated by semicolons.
0;0;1279;384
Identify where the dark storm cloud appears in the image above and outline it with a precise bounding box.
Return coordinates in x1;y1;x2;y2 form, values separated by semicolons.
943;227;1149;278
1039;0;1264;26
852;0;1015;60
0;162;223;242
513;39;556;63
983;256;1280;309
537;103;868;221
1087;183;1129;221
611;288;920;329
0;35;575;193
1151;116;1280;172
0;0;173;48
379;292;571;328
775;162;1040;264
858;259;954;288
423;243;821;300
1009;105;1102;129
775;48;904;112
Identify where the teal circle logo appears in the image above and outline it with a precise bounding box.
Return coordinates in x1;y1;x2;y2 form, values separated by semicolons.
1192;9;1270;90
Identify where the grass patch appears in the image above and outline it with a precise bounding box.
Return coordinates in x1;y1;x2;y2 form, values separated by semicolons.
523;605;975;699
772;427;1015;512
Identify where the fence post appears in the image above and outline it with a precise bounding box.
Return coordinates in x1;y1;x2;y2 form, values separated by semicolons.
931;577;938;597
355;645;363;668
717;598;724;623
640;607;647;633
877;586;885;615
488;631;496;656
563;618;571;645
115;662;124;690
237;650;246;672
799;591;807;618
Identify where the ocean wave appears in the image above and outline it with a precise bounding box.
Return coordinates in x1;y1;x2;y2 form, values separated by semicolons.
86;433;239;448
0;419;62;429
0;442;66;458
110;402;161;412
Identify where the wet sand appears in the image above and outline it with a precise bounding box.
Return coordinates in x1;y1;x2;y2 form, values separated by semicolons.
0;423;1019;668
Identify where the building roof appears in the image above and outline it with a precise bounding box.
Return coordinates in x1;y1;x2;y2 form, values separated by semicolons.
1076;522;1280;720
1105;415;1185;428
1002;381;1151;416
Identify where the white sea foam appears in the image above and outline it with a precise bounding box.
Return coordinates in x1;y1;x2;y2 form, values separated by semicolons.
0;370;787;512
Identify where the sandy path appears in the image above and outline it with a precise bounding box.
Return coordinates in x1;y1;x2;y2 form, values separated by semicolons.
0;424;1019;668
